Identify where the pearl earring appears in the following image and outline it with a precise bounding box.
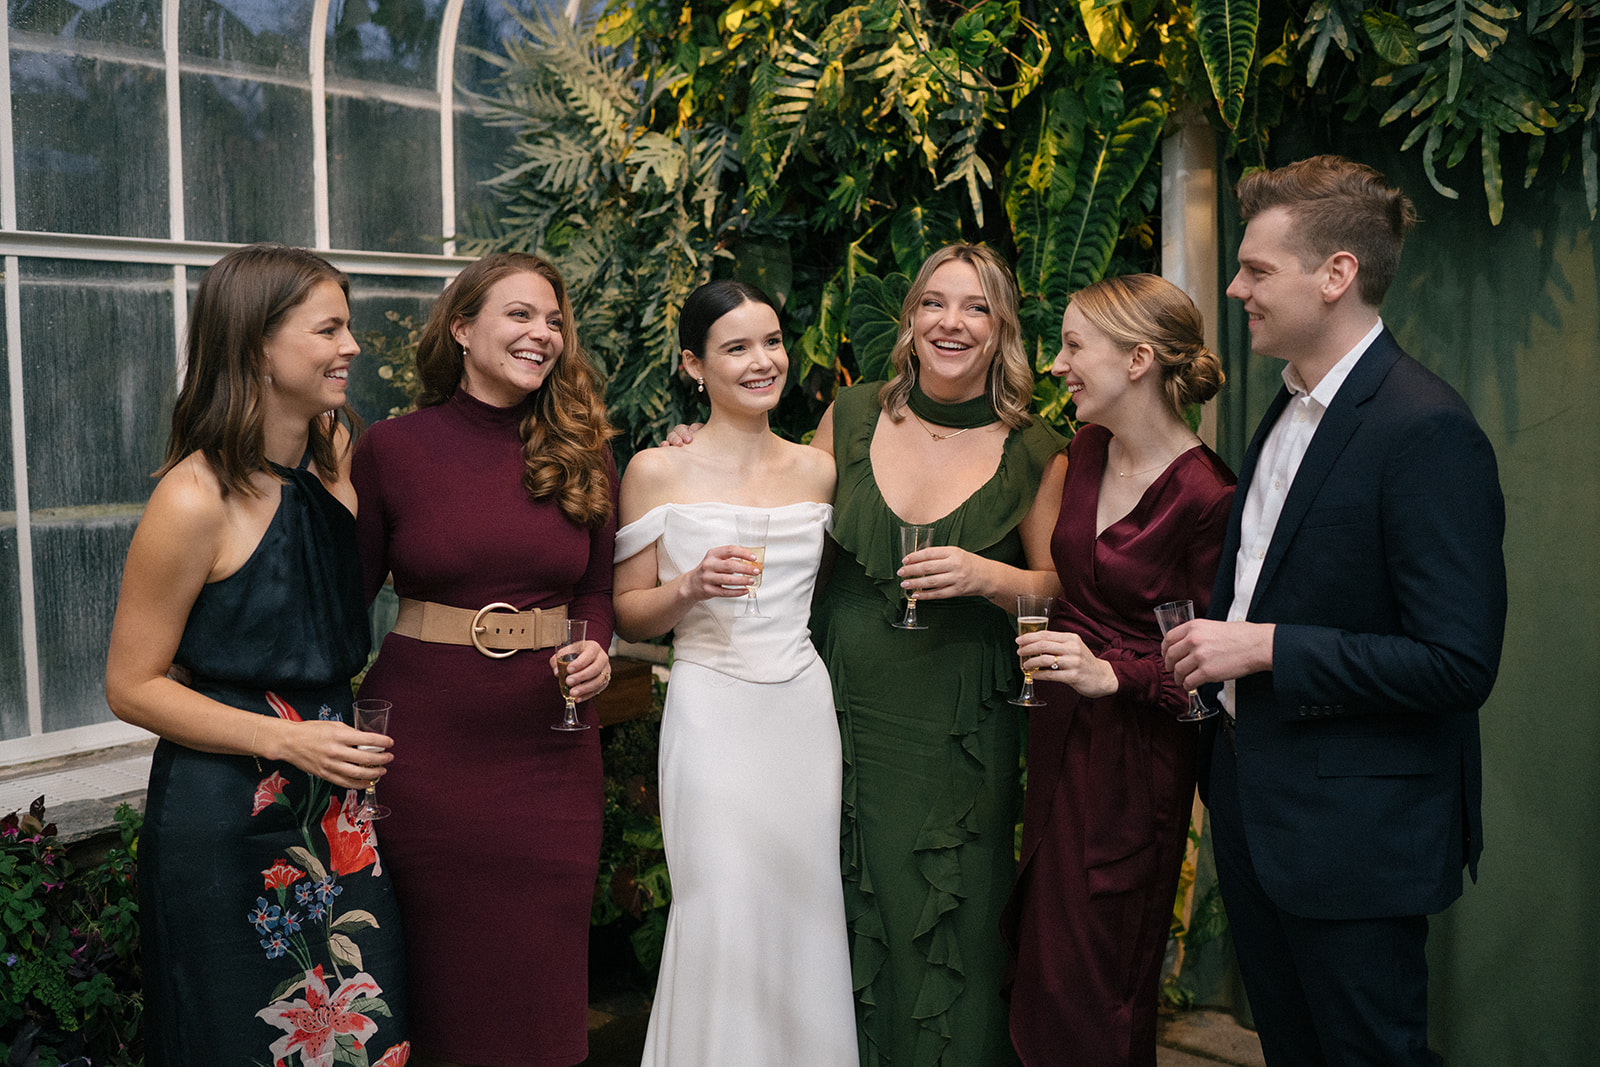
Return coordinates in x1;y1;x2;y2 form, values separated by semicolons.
695;378;705;393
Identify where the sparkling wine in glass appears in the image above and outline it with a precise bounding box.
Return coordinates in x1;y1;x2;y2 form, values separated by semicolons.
553;619;592;731
1009;595;1055;706
735;512;770;619
351;699;392;822
892;524;936;630
1153;599;1219;722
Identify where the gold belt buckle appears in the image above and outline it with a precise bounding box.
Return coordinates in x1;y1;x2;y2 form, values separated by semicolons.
470;602;521;659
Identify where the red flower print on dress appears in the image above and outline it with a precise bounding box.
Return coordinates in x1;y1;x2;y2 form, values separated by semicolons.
320;791;381;878
371;1040;411;1066
266;691;304;722
262;859;304;891
255;965;381;1067
253;771;291;816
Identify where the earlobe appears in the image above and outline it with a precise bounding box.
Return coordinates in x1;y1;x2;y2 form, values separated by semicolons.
449;316;469;350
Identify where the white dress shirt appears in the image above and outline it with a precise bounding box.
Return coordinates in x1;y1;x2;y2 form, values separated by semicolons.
1222;320;1385;717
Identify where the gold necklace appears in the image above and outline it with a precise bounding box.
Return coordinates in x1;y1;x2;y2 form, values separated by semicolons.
910;410;974;441
1115;441;1195;478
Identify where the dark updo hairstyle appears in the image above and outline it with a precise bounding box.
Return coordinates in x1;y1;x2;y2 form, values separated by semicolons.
161;243;360;496
1067;274;1225;412
414;252;615;527
679;280;780;362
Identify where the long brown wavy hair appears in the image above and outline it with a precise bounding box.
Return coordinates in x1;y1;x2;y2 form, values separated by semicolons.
160;244;361;496
414;252;614;527
878;243;1034;430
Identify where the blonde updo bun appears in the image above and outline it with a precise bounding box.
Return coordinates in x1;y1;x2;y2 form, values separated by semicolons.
1066;274;1224;414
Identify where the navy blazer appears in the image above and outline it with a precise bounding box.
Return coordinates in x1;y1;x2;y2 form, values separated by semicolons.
1203;329;1507;920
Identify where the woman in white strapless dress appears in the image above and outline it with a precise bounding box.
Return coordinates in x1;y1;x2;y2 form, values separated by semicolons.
613;281;857;1067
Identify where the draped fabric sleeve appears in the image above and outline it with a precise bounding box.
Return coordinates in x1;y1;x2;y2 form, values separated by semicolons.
613;503;670;563
828;382;1067;608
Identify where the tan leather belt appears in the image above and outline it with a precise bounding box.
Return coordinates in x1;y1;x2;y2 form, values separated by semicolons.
392;597;569;659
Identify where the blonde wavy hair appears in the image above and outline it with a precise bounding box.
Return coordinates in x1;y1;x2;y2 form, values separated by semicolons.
415;252;615;527
878;243;1034;430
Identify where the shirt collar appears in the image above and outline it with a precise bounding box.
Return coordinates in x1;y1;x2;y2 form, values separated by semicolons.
1281;319;1384;405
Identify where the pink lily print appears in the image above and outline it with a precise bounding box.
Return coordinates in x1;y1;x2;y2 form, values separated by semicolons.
256;965;385;1067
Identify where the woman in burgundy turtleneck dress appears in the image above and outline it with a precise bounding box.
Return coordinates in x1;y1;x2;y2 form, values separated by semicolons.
352;252;618;1067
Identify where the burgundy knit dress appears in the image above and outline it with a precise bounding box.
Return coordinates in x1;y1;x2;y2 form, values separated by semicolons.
352;387;617;1066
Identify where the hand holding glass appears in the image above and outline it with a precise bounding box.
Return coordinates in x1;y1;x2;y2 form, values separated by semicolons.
1153;600;1219;722
351;699;392;822
735;513;769;619
893;524;936;630
553;619;592;731
1009;595;1055;706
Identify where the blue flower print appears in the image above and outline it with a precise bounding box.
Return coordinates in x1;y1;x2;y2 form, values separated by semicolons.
312;875;343;906
295;882;314;907
318;704;341;721
307;900;328;923
261;932;289;959
249;897;282;934
280;909;302;935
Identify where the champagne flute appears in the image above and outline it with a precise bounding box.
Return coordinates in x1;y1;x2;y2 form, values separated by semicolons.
1009;595;1055;706
735;512;770;619
552;619;592;731
892;523;936;630
1153;599;1220;722
351;699;392;822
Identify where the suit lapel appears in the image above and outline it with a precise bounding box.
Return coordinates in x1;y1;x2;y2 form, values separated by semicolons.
1248;333;1403;612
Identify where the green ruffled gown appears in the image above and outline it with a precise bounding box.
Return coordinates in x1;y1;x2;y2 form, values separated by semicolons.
811;383;1066;1066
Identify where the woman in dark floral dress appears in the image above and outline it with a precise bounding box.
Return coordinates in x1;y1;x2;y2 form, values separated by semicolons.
106;244;409;1067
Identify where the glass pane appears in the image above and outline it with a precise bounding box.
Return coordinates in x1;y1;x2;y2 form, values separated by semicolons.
9;0;164;48
180;72;316;244
328;97;442;253
0;288;23;737
19;260;176;509
177;0;313;72
347;274;449;422
452;0;538;239
9;41;169;236
34;516;136;732
326;0;443;89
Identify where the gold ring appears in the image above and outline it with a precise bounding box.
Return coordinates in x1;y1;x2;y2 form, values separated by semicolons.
1051;658;1060;670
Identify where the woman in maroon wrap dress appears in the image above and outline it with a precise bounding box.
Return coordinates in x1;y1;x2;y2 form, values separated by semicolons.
1003;275;1235;1066
353;253;618;1067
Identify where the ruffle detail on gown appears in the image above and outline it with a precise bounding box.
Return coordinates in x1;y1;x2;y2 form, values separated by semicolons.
825;563;1024;1067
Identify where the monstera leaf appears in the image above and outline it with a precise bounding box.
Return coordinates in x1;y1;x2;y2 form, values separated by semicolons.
847;273;912;385
1055;99;1165;303
1194;0;1259;129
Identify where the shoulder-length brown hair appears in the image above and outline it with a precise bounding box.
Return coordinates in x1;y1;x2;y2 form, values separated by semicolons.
160;243;361;496
878;243;1034;430
414;252;615;527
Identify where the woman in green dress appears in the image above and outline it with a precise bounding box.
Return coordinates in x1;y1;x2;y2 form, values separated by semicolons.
810;244;1066;1065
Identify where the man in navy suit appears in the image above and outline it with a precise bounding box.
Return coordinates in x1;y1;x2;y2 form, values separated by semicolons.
1162;156;1507;1065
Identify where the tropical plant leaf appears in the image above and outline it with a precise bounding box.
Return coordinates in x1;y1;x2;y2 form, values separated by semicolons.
1055;99;1165;301
846;273;912;384
1194;0;1259;128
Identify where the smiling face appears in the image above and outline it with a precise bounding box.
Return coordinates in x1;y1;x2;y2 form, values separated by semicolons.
1051;302;1133;424
910;260;995;402
451;270;564;407
683;299;786;419
261;279;358;421
1226;205;1329;362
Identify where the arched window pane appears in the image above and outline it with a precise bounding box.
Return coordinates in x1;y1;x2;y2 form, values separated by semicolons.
452;0;537;239
9;0;163;48
328;97;442;252
178;0;312;71
326;0;442;89
8;15;168;236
